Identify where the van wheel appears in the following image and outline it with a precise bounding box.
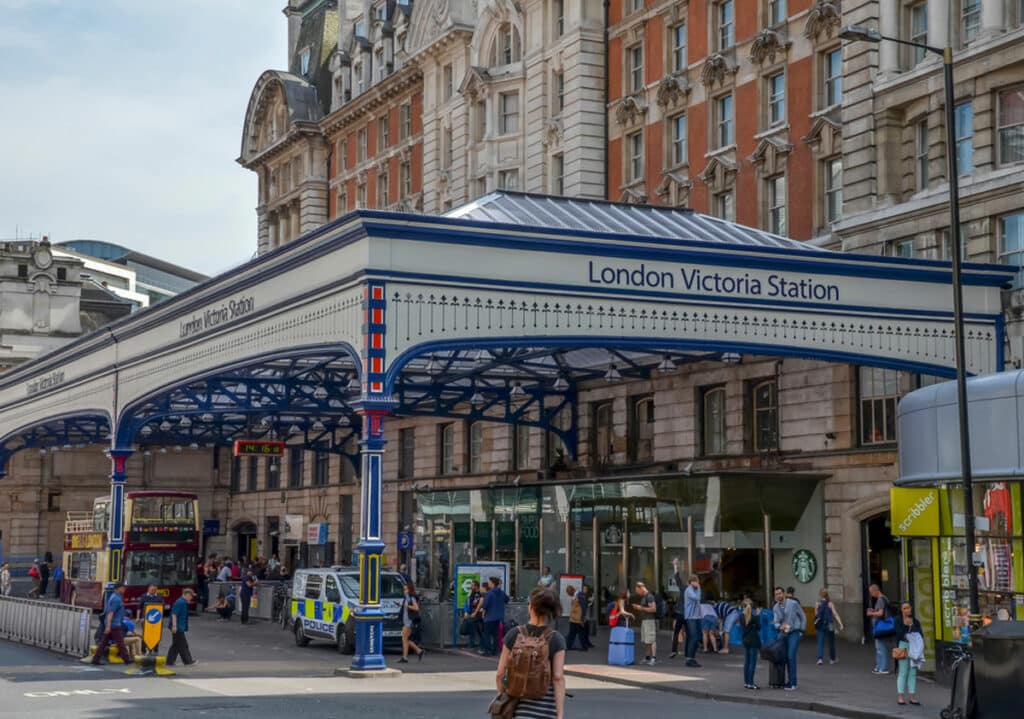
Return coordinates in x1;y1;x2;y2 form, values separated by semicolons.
336;622;355;655
294;621;310;647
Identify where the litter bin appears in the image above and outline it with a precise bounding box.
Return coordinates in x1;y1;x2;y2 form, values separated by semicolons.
970;621;1024;718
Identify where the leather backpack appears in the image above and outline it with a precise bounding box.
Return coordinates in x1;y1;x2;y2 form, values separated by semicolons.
505;627;554;700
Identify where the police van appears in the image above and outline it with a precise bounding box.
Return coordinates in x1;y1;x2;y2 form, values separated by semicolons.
290;567;407;654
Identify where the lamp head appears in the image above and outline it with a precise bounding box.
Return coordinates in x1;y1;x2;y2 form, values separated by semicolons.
839;24;881;43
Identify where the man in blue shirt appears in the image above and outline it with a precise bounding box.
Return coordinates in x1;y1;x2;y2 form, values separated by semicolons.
166;588;197;666
479;577;508;656
91;583;132;665
240;569;257;624
682;571;703;667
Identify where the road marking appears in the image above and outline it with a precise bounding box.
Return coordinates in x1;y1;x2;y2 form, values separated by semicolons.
24;688;132;698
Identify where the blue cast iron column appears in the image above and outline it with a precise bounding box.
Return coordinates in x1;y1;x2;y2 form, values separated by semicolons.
351;406;389;670
106;449;133;583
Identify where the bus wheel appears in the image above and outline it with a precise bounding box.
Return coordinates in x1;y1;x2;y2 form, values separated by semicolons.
294;621;310;647
336;622;355;655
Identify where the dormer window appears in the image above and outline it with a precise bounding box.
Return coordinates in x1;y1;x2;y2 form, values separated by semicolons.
354;20;367;38
300;47;311;76
490;23;522;67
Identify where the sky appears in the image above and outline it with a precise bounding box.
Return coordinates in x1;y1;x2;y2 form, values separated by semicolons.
0;0;287;276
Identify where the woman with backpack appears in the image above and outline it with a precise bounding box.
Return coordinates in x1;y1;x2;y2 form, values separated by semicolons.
399;581;424;663
814;588;844;665
494;587;566;719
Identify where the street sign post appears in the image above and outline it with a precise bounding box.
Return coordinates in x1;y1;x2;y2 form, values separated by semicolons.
142;603;164;653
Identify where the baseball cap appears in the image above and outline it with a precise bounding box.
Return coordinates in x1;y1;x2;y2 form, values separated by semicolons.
104;581;123;591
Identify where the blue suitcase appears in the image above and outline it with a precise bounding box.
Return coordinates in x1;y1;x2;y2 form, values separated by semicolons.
608;625;635;666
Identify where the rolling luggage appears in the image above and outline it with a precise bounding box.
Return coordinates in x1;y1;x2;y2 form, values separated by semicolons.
769;661;787;689
608;625;635;666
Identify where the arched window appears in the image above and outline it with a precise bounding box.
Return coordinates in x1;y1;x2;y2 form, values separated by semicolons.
751;379;778;452
490;23;522;66
469;421;484;473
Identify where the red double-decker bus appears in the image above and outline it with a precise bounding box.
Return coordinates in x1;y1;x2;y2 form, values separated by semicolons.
61;491;199;611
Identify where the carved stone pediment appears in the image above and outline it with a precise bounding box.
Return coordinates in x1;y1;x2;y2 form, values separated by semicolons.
802;114;842;156
459;66;492;99
614;94;648;128
438;168;451;187
356;169;368;185
804;0;841;42
620;184;648;204
700;53;736;88
749;135;794;176
698;154;738;193
749;28;791;65
656;73;691;108
656;170;693;204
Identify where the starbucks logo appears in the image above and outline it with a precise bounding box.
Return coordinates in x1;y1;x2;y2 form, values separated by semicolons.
792;549;817;584
603;525;623;546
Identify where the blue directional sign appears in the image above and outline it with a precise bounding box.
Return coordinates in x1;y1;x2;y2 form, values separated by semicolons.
397;531;413;551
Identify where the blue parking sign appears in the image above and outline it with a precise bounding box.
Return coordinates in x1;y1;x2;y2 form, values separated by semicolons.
397;531;413;551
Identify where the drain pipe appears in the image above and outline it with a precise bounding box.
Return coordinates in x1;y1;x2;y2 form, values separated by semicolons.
603;0;610;200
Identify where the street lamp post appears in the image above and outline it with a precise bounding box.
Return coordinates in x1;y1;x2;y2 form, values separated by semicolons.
839;25;981;624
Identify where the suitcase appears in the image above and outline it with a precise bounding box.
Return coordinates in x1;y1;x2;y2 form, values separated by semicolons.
608;625;635;666
769;661;787;689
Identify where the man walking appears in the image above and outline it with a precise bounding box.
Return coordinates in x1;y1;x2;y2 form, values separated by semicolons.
1;562;11;596
867;584;891;674
773;586;806;691
166;588;197;667
683;572;703;667
240;568;257;624
632;581;659;666
27;560;41;598
38;557;50;597
92;583;132;665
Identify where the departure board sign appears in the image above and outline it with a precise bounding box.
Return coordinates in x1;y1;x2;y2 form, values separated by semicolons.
233;440;286;457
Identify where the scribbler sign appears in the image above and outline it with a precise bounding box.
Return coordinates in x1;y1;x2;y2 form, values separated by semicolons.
890;487;940;536
233;440;285;457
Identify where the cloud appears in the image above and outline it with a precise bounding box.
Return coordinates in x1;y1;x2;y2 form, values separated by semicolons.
0;0;286;275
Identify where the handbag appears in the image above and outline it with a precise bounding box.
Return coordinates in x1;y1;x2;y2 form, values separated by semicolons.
892;646;908;660
872;616;896;639
459;616;474;636
488;692;518;719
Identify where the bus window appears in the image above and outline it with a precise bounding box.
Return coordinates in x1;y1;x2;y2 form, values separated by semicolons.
92;500;110;532
124;551;196;587
69;552;97;581
131;496;195;523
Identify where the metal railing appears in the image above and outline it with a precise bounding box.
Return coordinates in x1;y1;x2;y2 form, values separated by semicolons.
0;596;92;657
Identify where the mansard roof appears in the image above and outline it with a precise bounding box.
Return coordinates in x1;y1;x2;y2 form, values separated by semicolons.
445;193;828;253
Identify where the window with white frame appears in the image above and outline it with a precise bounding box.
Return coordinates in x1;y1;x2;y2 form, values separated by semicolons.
592;402;613;465
672;23;687;71
859;367;899;444
909;2;928;66
702;386;727;455
627;130;644;181
397;427;415;479
717;1;735;50
399;103;412;140
630;0;644;12
961;0;981;45
629;396;655;464
916;118;929;190
357;127;368;162
552;153;564;195
769;0;786;25
376;169;389;208
474;99;487;141
554;0;565;36
955;101;974;173
377;116;389;151
823;48;842;107
768;175;786;235
671;113;687;165
476;177;487;197
751;379;778;452
628;44;644;93
514;423;531;470
300;47;311;76
768;72;785;125
825;156;842;223
942;225;967;262
998;87;1024;166
716;94;734;147
355;62;365;94
337;189;348;213
1000;212;1024;287
500;92;520;134
499;169;519;190
339;138;348;171
400;160;411;198
468;422;483;473
892;239;915;258
492;23;521;66
439;423;455;474
443;63;453;101
356;181;367;208
715;191;735;222
554;71;565;114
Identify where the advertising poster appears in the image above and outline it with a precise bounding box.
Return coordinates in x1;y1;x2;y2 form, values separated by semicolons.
559;574;584;618
283;515;303;545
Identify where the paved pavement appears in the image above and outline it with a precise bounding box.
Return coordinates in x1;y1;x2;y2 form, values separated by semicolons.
446;626;948;719
0;627;824;719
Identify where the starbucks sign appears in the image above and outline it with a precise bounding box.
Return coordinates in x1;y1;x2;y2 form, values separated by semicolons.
792;549;818;584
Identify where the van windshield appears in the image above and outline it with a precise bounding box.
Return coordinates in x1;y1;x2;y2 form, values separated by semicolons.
338;573;405;599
